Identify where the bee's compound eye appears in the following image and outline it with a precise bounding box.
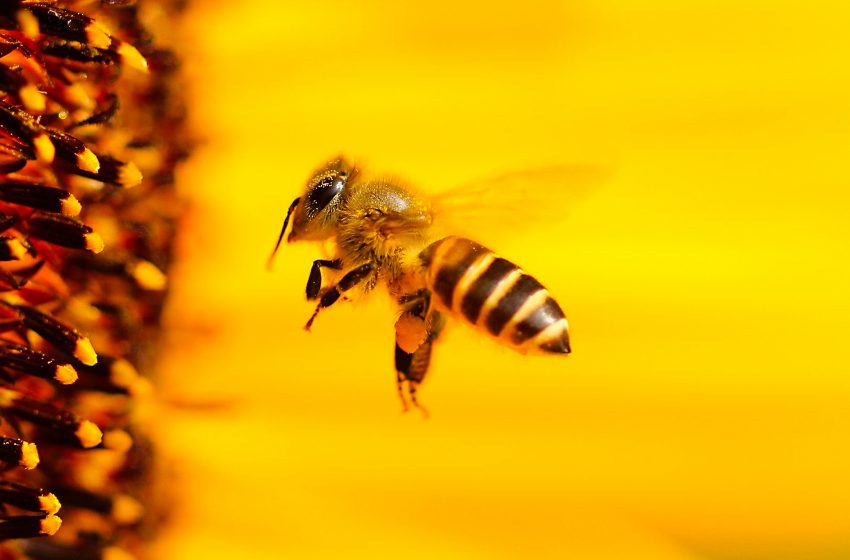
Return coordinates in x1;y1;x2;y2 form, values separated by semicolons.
306;175;345;215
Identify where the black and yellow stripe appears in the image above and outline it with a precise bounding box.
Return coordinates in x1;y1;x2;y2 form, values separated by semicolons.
420;236;570;354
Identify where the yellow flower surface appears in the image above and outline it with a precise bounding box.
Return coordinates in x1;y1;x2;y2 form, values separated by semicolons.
157;1;850;559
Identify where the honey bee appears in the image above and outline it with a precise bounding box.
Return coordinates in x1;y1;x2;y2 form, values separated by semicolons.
269;157;572;412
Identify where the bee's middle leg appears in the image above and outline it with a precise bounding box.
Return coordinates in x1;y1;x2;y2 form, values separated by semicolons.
306;258;342;300
304;262;375;331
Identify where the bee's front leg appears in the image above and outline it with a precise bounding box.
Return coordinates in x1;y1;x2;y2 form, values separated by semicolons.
304;262;375;331
306;258;342;300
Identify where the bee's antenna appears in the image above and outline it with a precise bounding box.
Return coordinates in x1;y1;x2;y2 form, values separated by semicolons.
266;197;301;271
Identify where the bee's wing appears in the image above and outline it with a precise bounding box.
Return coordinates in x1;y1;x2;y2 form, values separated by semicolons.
426;165;609;248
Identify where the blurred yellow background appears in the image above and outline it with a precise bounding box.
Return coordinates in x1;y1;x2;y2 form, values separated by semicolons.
152;1;850;558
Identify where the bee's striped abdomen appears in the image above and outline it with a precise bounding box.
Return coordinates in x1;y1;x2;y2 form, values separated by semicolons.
420;236;570;354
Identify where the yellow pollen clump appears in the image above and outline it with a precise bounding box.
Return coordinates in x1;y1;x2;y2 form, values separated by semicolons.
75;420;103;449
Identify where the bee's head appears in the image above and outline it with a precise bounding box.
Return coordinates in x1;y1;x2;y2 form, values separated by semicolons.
267;157;355;269
288;157;355;242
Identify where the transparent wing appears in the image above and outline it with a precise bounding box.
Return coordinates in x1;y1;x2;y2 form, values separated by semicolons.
425;164;610;249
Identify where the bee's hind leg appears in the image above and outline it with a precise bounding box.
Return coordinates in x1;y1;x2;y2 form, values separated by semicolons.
394;367;410;413
394;301;444;416
304;262;374;330
395;339;436;418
